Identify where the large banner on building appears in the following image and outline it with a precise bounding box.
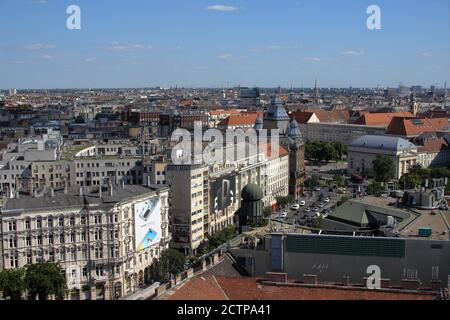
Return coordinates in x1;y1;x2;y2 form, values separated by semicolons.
211;174;236;214
134;197;162;251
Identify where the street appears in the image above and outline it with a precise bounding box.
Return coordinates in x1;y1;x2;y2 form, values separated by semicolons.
270;188;340;227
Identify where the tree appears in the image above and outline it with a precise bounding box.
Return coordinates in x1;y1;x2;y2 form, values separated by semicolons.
332;175;345;187
372;155;395;182
0;268;26;300
25;261;67;300
154;249;186;282
366;182;385;195
275;196;290;208
304;175;320;189
263;207;272;217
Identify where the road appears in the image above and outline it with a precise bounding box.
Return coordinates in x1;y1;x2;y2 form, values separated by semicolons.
270;188;340;227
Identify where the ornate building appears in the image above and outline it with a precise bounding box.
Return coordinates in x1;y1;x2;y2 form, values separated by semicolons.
262;95;306;199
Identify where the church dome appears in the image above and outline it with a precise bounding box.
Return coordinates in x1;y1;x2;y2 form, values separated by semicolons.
241;184;263;201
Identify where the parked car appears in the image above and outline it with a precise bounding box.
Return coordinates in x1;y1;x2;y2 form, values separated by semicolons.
299;200;306;206
314;187;321;191
280;212;288;218
319;203;325;208
324;198;330;203
291;204;300;210
304;208;311;213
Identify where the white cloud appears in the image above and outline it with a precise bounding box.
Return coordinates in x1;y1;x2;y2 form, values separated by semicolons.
303;57;321;62
85;57;97;63
41;54;53;59
421;51;433;57
107;42;148;51
32;0;48;4
217;53;233;60
341;50;365;56
207;5;238;12
27;43;56;50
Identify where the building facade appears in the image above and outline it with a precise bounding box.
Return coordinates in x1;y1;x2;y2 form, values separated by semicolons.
0;185;170;300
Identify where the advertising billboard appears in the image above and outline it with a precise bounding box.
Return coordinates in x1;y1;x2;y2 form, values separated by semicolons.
134;197;162;251
211;174;236;214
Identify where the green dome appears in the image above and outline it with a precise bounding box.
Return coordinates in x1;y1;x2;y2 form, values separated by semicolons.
241;184;263;201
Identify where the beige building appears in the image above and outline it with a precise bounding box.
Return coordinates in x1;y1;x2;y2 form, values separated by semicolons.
347;135;418;180
0;184;170;300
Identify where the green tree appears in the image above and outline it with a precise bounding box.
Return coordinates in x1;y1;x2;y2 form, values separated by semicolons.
25;261;67;300
275;196;290;208
366;182;385;195
0;268;26;300
154;249;186;282
372;155;395;182
304;175;320;189
332;175;345;187
263;207;273;217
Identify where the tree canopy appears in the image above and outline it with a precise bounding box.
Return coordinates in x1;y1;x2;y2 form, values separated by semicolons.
305;141;346;164
25;261;67;300
372;155;395;182
153;249;186;282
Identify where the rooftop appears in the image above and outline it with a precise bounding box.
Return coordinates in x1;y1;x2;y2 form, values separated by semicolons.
349;135;417;152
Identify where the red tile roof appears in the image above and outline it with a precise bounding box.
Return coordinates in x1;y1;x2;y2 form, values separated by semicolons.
290;111;316;124
354;112;414;126
386;117;450;137
165;276;434;300
417;138;449;153
218;112;263;128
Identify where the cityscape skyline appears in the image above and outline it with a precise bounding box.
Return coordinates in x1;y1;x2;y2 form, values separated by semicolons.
0;0;449;89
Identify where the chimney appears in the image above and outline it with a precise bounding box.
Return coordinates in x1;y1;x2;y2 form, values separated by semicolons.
121;178;125;189
147;176;151;187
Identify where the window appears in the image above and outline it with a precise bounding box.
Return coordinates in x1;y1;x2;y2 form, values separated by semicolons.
47;217;53;228
70;217;75;226
70;233;75;243
36;219;42;229
26;236;31;247
94;215;102;224
9;238;17;248
25;220;31;230
114;214;118;223
95;266;104;277
81;217;86;225
94;230;102;241
59;217;64;227
37;235;42;245
81;232;86;242
95;248;103;259
59;251;65;261
82;267;87;278
48;234;54;244
60;234;65;244
8;221;17;231
71;250;76;261
27;253;32;264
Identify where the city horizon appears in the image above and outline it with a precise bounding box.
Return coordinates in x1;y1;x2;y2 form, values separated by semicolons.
1;0;449;89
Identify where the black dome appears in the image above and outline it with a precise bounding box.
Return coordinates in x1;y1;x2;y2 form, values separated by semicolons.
241;184;263;201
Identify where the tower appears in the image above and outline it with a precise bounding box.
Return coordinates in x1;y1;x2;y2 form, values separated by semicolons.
409;92;419;116
263;95;290;135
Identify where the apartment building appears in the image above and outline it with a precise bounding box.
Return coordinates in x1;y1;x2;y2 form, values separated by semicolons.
166;164;209;255
0;184;170;300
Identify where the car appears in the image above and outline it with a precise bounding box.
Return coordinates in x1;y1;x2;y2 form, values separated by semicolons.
314;187;321;191
280;212;288;218
291;204;300;210
299;200;306;206
324;198;330;203
319;203;325;208
304;208;311;213
312;208;319;213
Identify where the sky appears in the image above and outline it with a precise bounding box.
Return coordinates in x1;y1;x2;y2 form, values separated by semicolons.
0;0;449;89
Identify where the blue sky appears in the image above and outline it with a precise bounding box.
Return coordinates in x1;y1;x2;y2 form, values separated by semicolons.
0;0;449;89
